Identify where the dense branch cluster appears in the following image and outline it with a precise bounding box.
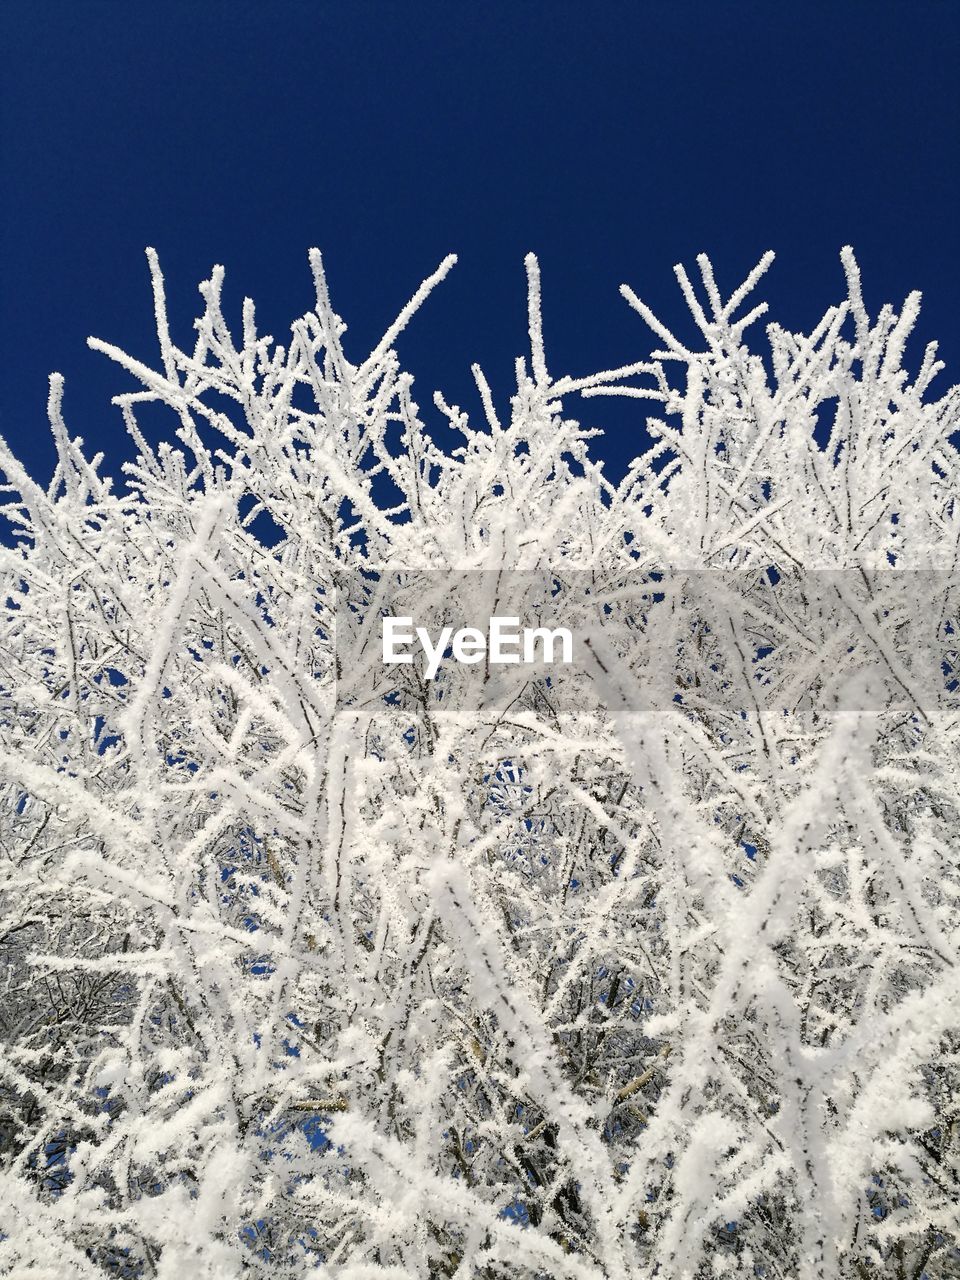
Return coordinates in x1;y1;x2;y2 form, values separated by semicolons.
0;246;958;1278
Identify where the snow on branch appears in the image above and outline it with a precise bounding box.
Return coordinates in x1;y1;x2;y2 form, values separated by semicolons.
0;247;958;1279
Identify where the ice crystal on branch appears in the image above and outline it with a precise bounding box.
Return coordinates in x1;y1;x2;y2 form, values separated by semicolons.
0;247;958;1279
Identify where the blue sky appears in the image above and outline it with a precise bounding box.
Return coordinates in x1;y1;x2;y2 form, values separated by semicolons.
2;0;957;483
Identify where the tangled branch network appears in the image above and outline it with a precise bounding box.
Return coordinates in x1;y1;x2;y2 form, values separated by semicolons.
0;243;958;1280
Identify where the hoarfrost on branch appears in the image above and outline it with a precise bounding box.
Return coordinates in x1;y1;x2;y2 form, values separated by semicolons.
0;245;958;1278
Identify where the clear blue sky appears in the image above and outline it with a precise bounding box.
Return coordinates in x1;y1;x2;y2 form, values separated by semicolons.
2;0;957;483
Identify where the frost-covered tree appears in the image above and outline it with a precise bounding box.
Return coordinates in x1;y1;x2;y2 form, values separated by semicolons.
0;245;958;1279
